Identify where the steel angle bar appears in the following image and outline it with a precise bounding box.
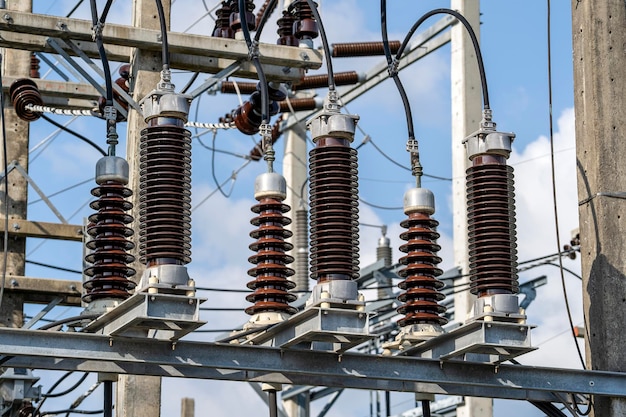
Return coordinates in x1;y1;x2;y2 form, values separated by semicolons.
62;38;142;115
46;38;128;118
35;52;70;81
0;328;625;402
189;61;242;99
12;162;68;224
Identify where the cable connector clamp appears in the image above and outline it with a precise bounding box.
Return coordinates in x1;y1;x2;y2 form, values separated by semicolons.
387;58;400;78
103;105;117;123
92;21;105;41
406;138;419;154
248;40;260;61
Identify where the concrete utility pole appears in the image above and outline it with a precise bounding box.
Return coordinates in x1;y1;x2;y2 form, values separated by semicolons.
450;0;492;416
180;397;194;417
116;1;171;416
572;1;626;416
0;0;32;329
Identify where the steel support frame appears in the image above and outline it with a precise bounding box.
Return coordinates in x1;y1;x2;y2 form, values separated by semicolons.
0;328;623;403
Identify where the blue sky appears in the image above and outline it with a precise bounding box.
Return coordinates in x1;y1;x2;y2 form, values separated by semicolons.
21;1;583;416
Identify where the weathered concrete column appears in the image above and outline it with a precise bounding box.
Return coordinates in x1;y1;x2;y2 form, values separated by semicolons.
572;1;626;416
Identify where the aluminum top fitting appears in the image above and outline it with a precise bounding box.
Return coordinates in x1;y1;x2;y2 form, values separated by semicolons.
141;90;192;123
254;172;287;200
378;235;390;247
307;110;359;143
95;156;129;185
403;187;435;215
463;130;515;161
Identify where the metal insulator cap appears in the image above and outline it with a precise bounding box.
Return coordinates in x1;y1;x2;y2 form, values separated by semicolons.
378;235;390;248
254;172;287;200
403;187;435;215
95;156;130;185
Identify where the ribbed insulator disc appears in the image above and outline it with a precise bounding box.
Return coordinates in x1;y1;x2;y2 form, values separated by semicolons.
396;212;447;327
331;41;401;58
83;181;136;303
466;163;519;296
9;78;43;122
139;125;192;265
246;197;297;316
309;144;359;280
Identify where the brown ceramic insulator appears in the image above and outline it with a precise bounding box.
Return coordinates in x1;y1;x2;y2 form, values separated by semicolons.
30;52;40;78
396;212;447;327
213;1;235;38
276;9;298;46
83;180;136;303
246;197;297;315
466;160;518;297
139;123;192;266
255;0;277;29
278;97;319;112
233;100;261;135
292;71;360;91
220;81;258;95
331;40;401;58
229;0;256;33
289;0;318;40
309;139;359;282
233;86;284;135
9;78;43;122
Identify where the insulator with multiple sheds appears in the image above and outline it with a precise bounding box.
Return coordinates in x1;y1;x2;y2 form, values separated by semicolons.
463;110;524;322
306;102;362;306
245;172;297;326
212;1;235;38
276;9;298;46
331;40;401;58
98;64;131;122
221;72;363;95
139;119;192;266
396;188;447;330
83;156;136;307
233;83;286;135
289;0;318;45
228;0;256;35
134;82;200;296
293;208;310;293
291;71;363;91
467;157;517;296
30;52;40;78
9;78;43;122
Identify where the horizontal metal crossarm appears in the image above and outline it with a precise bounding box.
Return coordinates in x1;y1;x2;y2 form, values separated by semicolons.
0;10;321;75
0;328;624;402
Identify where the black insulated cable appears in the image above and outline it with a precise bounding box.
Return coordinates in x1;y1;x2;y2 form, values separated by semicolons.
396;8;490;109
103;381;113;417
268;390;278;417
254;0;278;43
155;0;170;68
421;400;431;417
381;0;415;141
40;114;107;156
239;0;270;125
305;0;335;90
